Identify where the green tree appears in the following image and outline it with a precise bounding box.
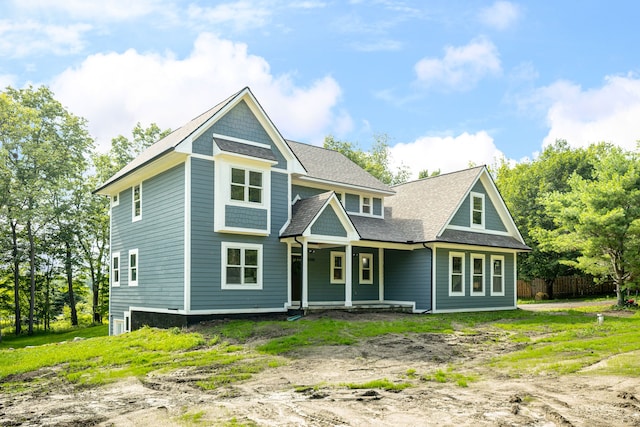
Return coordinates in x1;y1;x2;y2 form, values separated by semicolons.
538;144;640;306
418;169;441;179
496;140;594;298
324;133;410;185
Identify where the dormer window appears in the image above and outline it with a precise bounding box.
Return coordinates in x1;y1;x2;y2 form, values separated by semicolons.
231;168;262;204
470;192;484;228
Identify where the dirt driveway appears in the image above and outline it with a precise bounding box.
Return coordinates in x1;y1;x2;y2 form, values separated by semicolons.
2;309;640;426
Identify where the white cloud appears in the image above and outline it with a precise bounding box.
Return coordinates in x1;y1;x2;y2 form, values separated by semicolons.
0;74;17;89
187;2;272;31
533;75;640;150
13;0;162;21
478;1;521;30
0;20;92;57
351;39;403;52
414;37;501;91
389;131;506;179
50;33;348;150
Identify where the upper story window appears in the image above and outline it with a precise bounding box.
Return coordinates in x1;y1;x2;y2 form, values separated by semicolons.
132;184;142;222
470;192;484;228
111;193;119;207
231;168;262;204
361;197;371;214
129;249;138;287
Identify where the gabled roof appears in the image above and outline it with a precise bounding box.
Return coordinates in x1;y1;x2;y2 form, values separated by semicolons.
385;166;485;242
287;140;394;195
214;136;277;162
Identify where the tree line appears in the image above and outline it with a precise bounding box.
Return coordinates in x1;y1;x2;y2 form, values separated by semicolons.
2;85;638;340
0;85;169;339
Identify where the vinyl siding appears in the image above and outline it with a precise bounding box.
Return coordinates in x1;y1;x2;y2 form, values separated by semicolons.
449;181;507;232
384;248;431;311
110;164;185;327
190;160;288;310
291;185;327;201
352;248;379;301
310;206;347;237
434;247;515;311
345;193;359;213
225;205;268;230
307;248;346;302
373;198;382;216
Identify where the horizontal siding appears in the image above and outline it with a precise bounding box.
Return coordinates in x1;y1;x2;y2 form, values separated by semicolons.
449;181;507;232
384;248;431;310
345;193;359;213
292;185;326;201
434;247;515;311
308;248;346;302
352;248;379;301
225;205;268;230
110;163;185;320
310;206;347;237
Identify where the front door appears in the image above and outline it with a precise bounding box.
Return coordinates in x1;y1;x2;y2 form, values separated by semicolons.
291;254;302;302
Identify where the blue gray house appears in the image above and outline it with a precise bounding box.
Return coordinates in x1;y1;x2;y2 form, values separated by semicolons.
95;87;530;335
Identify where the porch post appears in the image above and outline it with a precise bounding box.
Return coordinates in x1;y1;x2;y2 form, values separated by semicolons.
286;242;292;307
302;239;309;308
345;244;353;307
378;247;384;302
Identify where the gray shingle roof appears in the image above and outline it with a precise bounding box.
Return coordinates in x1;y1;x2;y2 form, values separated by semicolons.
385;166;485;242
281;192;334;237
349;214;409;243
436;229;530;250
214;137;277;161
286;140;394;194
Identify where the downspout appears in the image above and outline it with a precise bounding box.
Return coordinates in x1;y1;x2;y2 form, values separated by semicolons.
294;237;304;311
421;243;433;314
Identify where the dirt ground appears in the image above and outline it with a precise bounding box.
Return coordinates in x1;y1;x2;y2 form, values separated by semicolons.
2;309;640;427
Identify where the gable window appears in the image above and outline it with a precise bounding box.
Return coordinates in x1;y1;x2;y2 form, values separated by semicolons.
491;255;505;296
471;254;485;296
470;192;484;228
112;252;120;287
132;184;142;222
331;251;346;284
361;197;371;214
359;253;373;284
449;252;465;296
128;249;138;286
222;242;263;289
111;193;119;207
231;168;262;204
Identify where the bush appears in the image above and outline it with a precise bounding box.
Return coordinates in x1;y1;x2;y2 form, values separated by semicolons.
535;292;549;301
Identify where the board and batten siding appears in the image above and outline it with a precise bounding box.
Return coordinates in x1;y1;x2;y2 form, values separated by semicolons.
434;247;515;311
110;164;186;329
449;181;507;232
190;158;289;310
384;248;431;311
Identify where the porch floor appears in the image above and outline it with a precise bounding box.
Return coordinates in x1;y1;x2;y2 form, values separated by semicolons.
288;302;416;315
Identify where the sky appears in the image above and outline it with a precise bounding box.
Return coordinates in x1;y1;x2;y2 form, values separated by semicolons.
2;0;640;178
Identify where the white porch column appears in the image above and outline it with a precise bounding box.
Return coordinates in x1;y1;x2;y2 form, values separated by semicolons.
302;239;309;308
378;247;384;302
345;244;353;307
286;242;292;307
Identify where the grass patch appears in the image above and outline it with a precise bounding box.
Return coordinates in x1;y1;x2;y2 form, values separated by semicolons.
342;378;411;391
421;367;478;387
0;324;108;349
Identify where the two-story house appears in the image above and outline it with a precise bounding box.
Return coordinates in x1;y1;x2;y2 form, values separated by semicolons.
95;87;530;335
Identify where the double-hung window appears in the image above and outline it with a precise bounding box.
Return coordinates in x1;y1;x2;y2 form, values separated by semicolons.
231;168;262;204
449;252;464;296
331;251;346;284
361;197;371;214
471;254;485;296
128;249;138;287
491;255;505;296
112;252;120;287
132;184;142;221
470;192;484;228
360;253;373;284
222;242;263;289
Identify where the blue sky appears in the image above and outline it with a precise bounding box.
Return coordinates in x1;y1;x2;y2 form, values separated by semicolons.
2;0;640;177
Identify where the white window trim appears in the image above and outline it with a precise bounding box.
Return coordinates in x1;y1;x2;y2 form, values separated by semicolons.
491;255;505;296
449;252;465;296
470;192;485;229
132;183;142;222
124;311;131;333
229;167;266;208
112;252;120;287
330;251;346;284
111;193;120;207
113;319;125;336
221;242;263;290
471;254;485;296
359;253;374;285
361;196;371;215
128;249;139;287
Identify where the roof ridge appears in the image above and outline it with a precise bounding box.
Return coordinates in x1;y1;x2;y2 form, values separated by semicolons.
392;165;485;188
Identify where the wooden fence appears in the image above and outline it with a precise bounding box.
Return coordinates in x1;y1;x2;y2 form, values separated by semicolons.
517;276;615;299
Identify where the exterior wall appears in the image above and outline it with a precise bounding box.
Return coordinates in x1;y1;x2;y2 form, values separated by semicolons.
311;207;347;237
225;205;268;230
211;100;288;170
352;247;379;301
345;193;359;212
434;247;515;311
110;164;185;331
307;247;346;302
384;248;431;311
450;181;508;232
190;157;289;310
292;185;326;201
373;198;382;216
